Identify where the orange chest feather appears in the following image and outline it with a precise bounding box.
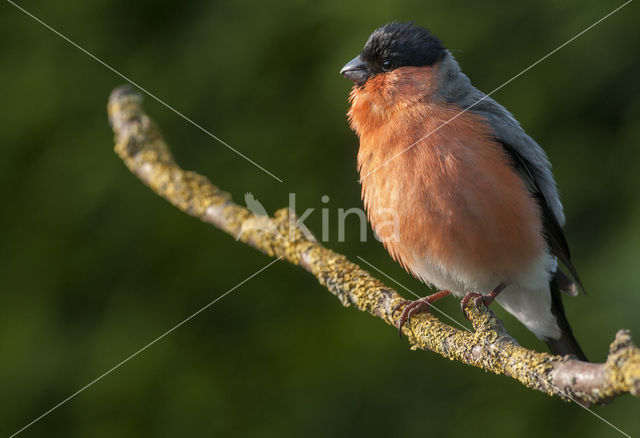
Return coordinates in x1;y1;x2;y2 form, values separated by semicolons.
351;91;545;279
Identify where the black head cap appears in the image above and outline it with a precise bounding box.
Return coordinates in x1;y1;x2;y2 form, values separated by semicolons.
361;22;445;74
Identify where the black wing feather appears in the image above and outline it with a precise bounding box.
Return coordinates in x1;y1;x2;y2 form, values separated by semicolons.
546;279;588;360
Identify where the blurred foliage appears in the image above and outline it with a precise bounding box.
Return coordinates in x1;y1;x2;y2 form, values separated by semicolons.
1;0;639;436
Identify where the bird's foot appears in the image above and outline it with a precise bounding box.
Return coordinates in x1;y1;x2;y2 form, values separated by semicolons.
460;292;492;319
392;290;451;339
460;283;506;319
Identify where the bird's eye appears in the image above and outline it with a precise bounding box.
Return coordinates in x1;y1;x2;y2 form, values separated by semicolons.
382;59;395;71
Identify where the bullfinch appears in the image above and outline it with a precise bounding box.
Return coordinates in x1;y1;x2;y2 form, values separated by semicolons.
341;22;587;360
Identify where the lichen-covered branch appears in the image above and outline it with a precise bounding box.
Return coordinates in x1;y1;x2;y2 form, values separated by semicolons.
107;85;640;405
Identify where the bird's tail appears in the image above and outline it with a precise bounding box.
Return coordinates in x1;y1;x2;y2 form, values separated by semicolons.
544;275;588;361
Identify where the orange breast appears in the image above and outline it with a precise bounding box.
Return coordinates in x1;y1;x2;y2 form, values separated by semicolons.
351;69;545;281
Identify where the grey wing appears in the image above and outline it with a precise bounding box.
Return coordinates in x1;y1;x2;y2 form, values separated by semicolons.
436;53;582;290
435;53;565;224
468;90;584;291
441;74;565;226
473;100;564;223
498;138;584;293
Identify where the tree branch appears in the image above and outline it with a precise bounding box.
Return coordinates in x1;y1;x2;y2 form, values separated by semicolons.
107;85;639;405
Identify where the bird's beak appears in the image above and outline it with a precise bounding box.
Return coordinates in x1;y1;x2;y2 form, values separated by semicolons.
340;55;370;86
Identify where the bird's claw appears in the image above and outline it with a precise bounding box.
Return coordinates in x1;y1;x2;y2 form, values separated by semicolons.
460;292;494;319
392;299;433;339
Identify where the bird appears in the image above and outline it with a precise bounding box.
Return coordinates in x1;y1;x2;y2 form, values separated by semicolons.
340;21;587;360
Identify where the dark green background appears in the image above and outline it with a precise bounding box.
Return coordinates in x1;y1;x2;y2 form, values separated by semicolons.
2;1;639;436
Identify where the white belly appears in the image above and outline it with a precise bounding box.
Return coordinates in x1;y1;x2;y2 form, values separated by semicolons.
409;250;561;339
